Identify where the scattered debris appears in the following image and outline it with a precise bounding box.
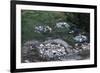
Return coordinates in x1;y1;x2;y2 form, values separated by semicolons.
21;38;90;62
34;25;52;33
74;34;87;43
56;22;70;29
22;22;90;63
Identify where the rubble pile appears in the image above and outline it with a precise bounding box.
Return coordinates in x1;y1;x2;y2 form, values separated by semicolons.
38;43;67;61
21;22;90;63
21;38;90;63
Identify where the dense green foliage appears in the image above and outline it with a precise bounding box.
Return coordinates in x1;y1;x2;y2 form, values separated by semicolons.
21;10;90;45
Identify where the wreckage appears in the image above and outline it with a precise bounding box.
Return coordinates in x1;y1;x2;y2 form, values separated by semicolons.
21;38;89;63
21;22;89;63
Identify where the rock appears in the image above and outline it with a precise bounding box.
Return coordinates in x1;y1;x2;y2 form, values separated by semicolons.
53;39;73;53
44;39;72;53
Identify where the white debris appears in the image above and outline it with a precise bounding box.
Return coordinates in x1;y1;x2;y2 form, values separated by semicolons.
56;22;70;28
34;25;52;33
74;34;87;43
22;38;90;62
24;60;30;63
81;43;90;50
69;30;74;34
35;25;44;33
40;44;44;47
46;26;52;32
37;39;73;60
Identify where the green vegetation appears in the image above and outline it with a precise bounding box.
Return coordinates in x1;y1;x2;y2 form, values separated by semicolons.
21;10;90;45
